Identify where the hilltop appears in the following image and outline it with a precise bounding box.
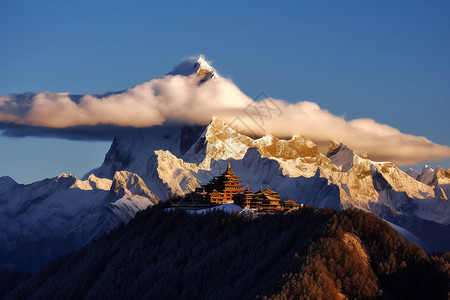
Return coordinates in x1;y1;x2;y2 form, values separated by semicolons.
3;204;449;299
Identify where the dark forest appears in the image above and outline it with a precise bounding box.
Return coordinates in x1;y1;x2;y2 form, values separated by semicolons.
2;203;449;299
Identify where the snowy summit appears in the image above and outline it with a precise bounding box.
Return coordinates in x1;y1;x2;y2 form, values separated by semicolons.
167;55;220;80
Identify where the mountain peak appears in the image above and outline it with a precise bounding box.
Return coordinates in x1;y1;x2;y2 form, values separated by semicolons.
167;55;220;80
327;141;355;172
109;170;159;202
206;116;238;136
360;152;369;159
210;115;224;124
195;56;217;74
406;168;419;180
417;165;437;186
327;140;341;155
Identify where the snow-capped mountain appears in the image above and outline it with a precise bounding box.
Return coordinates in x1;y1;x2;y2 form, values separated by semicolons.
96;116;446;217
93;124;204;200
1;55;449;271
407;165;450;201
414;165;450;202
93;116;450;252
0;171;158;271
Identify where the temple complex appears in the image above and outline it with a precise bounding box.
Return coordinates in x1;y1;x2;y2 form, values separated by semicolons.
177;161;300;212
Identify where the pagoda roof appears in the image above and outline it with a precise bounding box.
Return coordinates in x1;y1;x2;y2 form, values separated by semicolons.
264;185;278;194
243;186;254;195
254;186;281;198
284;199;297;203
223;160;235;175
264;195;280;201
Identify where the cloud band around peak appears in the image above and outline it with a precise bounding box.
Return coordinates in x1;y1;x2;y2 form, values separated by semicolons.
0;60;449;167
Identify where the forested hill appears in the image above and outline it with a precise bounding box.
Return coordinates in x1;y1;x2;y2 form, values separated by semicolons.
3;204;450;299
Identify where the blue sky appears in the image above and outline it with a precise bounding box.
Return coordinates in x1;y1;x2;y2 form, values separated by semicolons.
1;0;449;183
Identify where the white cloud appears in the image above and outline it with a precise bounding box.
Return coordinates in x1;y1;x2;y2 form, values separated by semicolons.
0;62;449;166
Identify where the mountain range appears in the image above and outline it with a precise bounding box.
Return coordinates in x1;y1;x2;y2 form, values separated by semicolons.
0;57;449;271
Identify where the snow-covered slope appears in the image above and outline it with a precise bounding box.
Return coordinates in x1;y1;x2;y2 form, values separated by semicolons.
93;116;449;252
187;203;245;214
108;171;159;223
413;165;450;199
435;167;450;200
93;124;204;199
168;118;440;214
95;117;448;223
417;165;437;186
0;171;158;271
